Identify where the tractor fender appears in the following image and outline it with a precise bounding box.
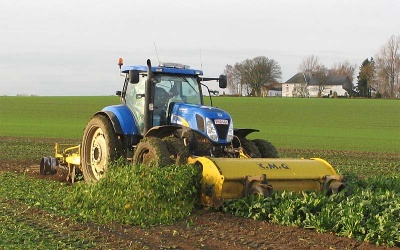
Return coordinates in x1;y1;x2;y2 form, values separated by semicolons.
144;125;185;138
95;111;124;134
234;128;259;138
98;105;140;135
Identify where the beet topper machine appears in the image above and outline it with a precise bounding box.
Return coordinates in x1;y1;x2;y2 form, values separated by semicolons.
41;58;346;207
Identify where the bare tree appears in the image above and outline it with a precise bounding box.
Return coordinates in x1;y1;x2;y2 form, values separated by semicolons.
299;55;329;97
375;35;400;98
299;55;320;77
292;82;309;97
225;56;281;97
224;64;242;95
313;65;329;97
329;61;357;83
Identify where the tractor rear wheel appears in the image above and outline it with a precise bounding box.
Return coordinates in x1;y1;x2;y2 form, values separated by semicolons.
252;139;279;158
132;137;173;167
81;115;122;182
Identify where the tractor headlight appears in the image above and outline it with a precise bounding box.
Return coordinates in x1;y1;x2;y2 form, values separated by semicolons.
206;117;218;142
227;120;234;142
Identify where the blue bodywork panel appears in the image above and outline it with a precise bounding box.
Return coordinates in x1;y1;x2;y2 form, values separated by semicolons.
102;105;139;135
170;103;232;144
121;65;203;76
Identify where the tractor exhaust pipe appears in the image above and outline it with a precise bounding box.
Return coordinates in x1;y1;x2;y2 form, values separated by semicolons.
143;59;153;134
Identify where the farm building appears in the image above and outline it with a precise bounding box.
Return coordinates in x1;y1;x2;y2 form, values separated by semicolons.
282;73;353;98
260;82;282;97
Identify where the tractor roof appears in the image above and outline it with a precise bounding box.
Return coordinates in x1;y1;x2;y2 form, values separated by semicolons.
121;64;203;76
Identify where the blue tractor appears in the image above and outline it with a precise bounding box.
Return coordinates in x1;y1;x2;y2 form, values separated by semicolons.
80;59;278;182
50;58;344;207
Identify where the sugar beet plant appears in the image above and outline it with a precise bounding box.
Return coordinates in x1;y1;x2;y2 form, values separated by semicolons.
64;160;202;226
222;175;400;246
0;162;201;248
0;161;201;228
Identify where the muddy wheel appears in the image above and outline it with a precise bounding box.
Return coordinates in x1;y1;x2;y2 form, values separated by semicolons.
81;115;122;182
40;157;57;175
252;139;279;158
249;182;273;197
163;136;189;165
240;138;261;158
132;137;173;167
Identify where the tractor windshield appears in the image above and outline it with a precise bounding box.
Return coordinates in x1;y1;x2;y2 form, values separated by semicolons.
153;74;202;109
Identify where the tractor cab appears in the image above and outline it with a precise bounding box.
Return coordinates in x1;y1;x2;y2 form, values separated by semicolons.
118;59;227;137
123;72;202;131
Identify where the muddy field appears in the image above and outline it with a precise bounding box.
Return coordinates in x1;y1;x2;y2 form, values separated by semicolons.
0;136;399;249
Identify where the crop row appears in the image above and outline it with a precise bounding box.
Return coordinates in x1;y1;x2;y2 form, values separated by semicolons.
1;157;400;246
222;174;400;246
0;162;200;226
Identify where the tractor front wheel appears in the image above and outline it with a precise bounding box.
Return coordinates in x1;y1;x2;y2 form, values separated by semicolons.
132;137;173;167
252;139;279;158
240;138;261;158
81;115;122;183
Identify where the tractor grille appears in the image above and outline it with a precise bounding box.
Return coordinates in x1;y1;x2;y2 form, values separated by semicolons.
196;114;205;132
215;124;228;140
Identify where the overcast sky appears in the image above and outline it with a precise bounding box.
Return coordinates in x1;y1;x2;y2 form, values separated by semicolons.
0;0;399;96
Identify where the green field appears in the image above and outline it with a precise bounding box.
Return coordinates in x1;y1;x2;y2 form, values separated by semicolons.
0;96;119;138
1;96;400;247
1;96;399;153
210;97;400;153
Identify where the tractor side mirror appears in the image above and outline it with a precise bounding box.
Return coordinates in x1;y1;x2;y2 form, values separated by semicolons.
218;74;227;89
129;70;140;84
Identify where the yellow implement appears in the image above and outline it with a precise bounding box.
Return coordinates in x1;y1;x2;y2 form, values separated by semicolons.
42;142;345;207
40;143;81;183
188;156;346;207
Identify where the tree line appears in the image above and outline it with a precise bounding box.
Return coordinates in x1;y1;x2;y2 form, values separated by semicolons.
225;35;400;98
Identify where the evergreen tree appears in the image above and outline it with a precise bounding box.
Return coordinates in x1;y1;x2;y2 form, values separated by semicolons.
357;58;375;97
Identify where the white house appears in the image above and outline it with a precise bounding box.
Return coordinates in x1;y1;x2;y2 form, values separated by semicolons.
260;83;282;97
282;73;353;98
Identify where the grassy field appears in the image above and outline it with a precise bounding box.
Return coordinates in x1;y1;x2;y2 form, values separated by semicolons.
209;97;400;153
0;96;119;138
1;96;400;247
1;96;399;152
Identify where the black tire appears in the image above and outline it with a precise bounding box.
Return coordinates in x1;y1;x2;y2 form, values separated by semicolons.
81;115;123;183
252;139;279;158
240;137;261;158
248;182;273;198
163;136;189;165
132;137;173;167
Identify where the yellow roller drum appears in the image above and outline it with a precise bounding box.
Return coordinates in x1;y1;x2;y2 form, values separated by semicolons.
188;156;346;207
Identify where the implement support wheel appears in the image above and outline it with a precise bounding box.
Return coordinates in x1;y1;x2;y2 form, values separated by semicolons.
132;137;173;167
249;181;273;197
81;115;122;182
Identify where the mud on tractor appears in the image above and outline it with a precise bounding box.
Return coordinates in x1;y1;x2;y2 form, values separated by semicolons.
41;58;346;207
